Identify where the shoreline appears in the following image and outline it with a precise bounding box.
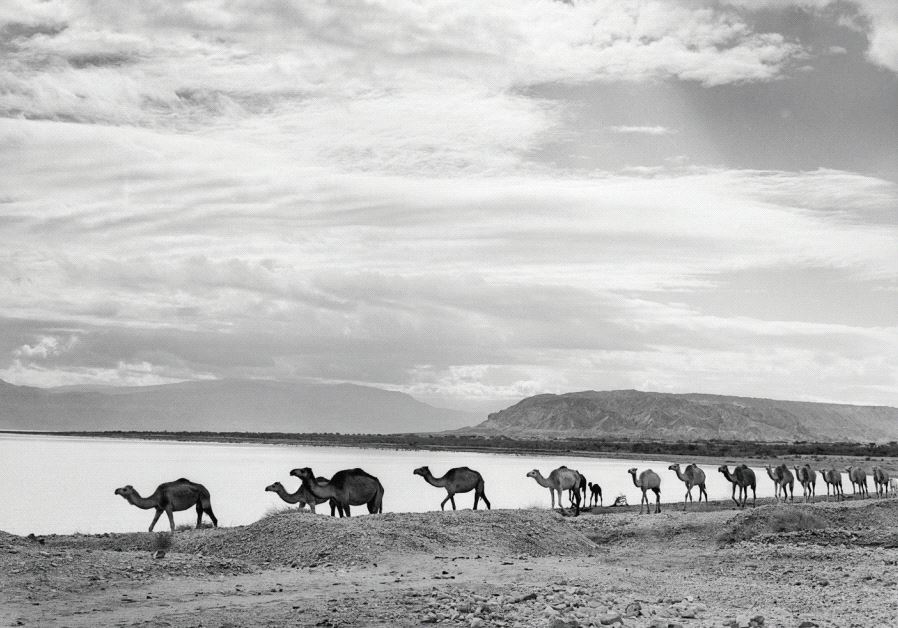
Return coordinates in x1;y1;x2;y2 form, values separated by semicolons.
4;428;896;471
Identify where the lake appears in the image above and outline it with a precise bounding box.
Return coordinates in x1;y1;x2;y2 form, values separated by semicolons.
0;432;795;535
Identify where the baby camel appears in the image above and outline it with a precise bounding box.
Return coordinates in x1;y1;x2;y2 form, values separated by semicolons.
114;478;217;533
628;468;661;514
413;466;490;511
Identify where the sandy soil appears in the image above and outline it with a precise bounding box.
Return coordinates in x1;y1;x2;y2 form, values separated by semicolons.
2;496;897;628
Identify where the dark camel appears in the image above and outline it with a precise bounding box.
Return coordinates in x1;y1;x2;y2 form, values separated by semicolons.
413;466;490;510
717;465;756;508
587;481;603;507
264;480;338;516
793;465;817;502
627;468;661;514
668;463;707;510
290;467;384;517
114;478;217;532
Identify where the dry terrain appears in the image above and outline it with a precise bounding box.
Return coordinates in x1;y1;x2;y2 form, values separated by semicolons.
2;497;897;628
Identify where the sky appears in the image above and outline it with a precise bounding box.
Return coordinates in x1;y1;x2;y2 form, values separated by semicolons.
1;0;896;414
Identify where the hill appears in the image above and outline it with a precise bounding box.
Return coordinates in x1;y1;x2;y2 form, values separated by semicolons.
0;378;476;434
466;389;898;442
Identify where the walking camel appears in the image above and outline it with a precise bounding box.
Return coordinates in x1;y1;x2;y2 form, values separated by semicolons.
627;468;661;514
718;465;756;508
413;466;490;510
872;467;891;498
668;463;707;511
290;467;384;517
775;464;795;502
587;481;603;507
264;480;337;515
794;465;817;502
114;478;218;533
764;465;783;502
846;466;869;498
819;468;844;501
526;466;582;514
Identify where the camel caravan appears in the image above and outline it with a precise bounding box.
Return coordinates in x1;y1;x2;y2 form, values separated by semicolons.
115;462;896;532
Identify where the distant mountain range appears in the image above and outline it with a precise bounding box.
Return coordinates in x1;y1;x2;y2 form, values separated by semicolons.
0;378;477;434
466;389;898;443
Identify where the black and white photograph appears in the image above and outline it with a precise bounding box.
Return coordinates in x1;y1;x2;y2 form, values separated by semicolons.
1;0;897;626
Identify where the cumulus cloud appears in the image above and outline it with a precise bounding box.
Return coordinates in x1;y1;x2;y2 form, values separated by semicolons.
13;334;78;359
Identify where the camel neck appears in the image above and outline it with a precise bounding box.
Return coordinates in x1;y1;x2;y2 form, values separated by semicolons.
127;491;157;510
276;486;304;504
301;476;334;499
422;472;448;488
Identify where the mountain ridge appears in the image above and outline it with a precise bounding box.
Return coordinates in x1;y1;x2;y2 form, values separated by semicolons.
0;378;477;434
466;389;898;443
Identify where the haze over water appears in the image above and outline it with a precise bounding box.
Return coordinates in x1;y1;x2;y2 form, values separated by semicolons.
1;433;793;535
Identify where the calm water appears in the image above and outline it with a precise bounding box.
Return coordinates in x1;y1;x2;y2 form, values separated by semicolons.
0;433;793;535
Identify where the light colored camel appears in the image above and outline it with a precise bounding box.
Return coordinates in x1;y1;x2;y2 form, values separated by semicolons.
718;465;756;508
819;468;844;501
890;478;898;497
627;468;661;514
793;465;817;502
775;464;795;502
413;466;490;510
872;467;891;498
264;480;337;515
526;466;582;514
846;466;869;498
587;481;603;507
114;478;217;533
765;465;783;502
290;467;384;517
668;463;707;510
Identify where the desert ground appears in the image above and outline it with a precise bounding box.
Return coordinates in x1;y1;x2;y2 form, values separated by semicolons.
2;493;897;628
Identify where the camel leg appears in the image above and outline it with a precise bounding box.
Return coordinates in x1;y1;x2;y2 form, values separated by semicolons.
165;506;175;533
344;505;351;517
450;495;457;511
473;492;479;510
149;508;163;532
440;494;451;511
205;506;218;527
479;490;491;510
653;488;661;514
196;502;203;528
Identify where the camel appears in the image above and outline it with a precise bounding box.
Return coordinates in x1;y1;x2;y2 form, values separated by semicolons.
775;464;795;502
820;468;844;501
846;466;869;498
872;467;890;498
526;466;582;515
793;465;817;502
574;474;588;507
668;463;707;511
587;481;603;507
413;466;490;510
890;478;898;497
290;467;384;517
717;465;756;508
765;465;783;502
627;468;661;514
114;478;217;533
264;481;338;516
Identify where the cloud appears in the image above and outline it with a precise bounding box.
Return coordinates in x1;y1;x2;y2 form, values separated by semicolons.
13;334;78;359
608;125;677;135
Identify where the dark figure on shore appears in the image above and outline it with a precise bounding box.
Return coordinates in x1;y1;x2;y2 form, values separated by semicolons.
413;466;490;510
114;478;218;533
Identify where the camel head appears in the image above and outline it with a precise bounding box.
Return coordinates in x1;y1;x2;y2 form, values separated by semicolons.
525;470;540;480
717;465;729;474
627;468;637;476
290;467;315;481
264;482;283;493
114;485;135;499
668;463;680;472
412;466;429;477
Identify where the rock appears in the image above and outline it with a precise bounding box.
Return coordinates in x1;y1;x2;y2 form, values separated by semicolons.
798;622;818;628
420;614;438;624
548;619;581;628
599;612;622;625
625;601;642;617
470;618;485;628
152;551;166;559
749;615;765;627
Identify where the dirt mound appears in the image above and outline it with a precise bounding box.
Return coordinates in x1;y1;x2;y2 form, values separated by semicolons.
720;500;898;544
172;509;594;567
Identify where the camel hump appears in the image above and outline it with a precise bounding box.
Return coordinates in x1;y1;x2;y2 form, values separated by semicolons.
175;477;192;483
